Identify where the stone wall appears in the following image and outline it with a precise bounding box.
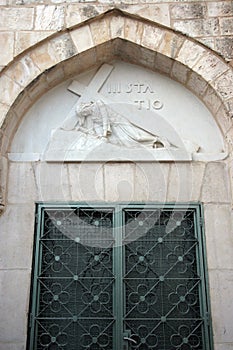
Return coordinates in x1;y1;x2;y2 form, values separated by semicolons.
0;160;232;350
0;0;233;71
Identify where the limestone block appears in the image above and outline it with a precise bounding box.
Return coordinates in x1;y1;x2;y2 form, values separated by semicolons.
90;17;111;45
35;5;65;31
50;33;77;61
66;4;83;27
0;32;14;66
0;103;9;129
104;163;135;201
0;74;23;106
215;104;232;134
157;31;184;59
170;61;189;85
15;31;55;56
202;86;222;114
63;49;97;77
170;3;207;20
110;14;124;38
193;53;228;83
187;72;208;99
219;17;233;35
173;18;219;37
0;270;31;342
139;47;156;68
96;41;115;62
0;204;35;268
213;69;233;100
8;162;37;204
197;37;215;50
167;162;206;202
154;53;173;75
0;343;25;350
134;162;169;202
11;91;32;122
216;37;233;61
46;66;65;88
215;344;233;350
208;269;233;343
29;42;60;72
70;25;94;53
225;98;233;119
176;40;206;69
5;55;41;89
0;8;34;30
124;18;143;44
201;162;230;203
208;1;233;17
68;163;104;202
0;156;7;208
27;73;49;102
204;204;233;270
141;24;164;50
126;4;170;27
34;162;71;202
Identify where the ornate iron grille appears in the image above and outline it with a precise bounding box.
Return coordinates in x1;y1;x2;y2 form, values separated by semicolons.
28;204;212;350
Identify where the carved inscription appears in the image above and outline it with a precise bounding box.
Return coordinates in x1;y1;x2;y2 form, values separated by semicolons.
107;82;163;110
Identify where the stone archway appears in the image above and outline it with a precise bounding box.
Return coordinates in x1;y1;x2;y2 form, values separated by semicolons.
1;9;233;211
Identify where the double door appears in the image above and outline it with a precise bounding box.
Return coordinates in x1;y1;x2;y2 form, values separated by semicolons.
28;204;212;350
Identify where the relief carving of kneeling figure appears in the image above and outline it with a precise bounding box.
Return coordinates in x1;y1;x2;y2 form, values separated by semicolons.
60;100;173;150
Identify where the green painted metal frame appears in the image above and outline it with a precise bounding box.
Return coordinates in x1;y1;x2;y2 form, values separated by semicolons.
27;202;214;350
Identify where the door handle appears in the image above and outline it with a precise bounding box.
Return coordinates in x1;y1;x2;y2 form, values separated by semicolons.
123;336;137;345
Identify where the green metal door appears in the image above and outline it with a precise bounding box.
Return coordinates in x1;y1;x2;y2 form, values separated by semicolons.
28;204;212;350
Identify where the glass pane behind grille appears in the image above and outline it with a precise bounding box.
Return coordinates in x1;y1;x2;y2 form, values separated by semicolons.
35;208;115;350
123;209;204;350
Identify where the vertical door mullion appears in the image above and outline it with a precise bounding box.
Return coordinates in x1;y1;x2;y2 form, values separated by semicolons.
113;205;124;350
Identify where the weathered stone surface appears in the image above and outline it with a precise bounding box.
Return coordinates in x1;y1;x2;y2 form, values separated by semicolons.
70;25;94;53
204;204;233;269
0;103;9;129
35;5;65;30
124;18;143;44
50;33;77;61
157;31;184;59
176;40;206;68
141;24;164;50
193;53;228;83
0;74;22;106
109;14;124;38
154;53;173;74
203;86;222;113
219;17;233;35
0;270;31;342
0;32;14;66
0;7;34;30
167;162;206;202
208;1;233;17
0;204;35;268
215;104;232;134
170;61;189;85
90;17;111;45
215;344;233;350
173;18;219;37
134;162;169;202
213;70;233;100
29;42;60;72
201;162;230;203
197;36;215;50
187;72;208;98
5;56;41;88
216;37;233;61
15;31;55;55
104;163;134;201
68;163;104;201
8;162;37;204
209;269;233;343
126;4;170;26
0;156;7;208
170;3;207;19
